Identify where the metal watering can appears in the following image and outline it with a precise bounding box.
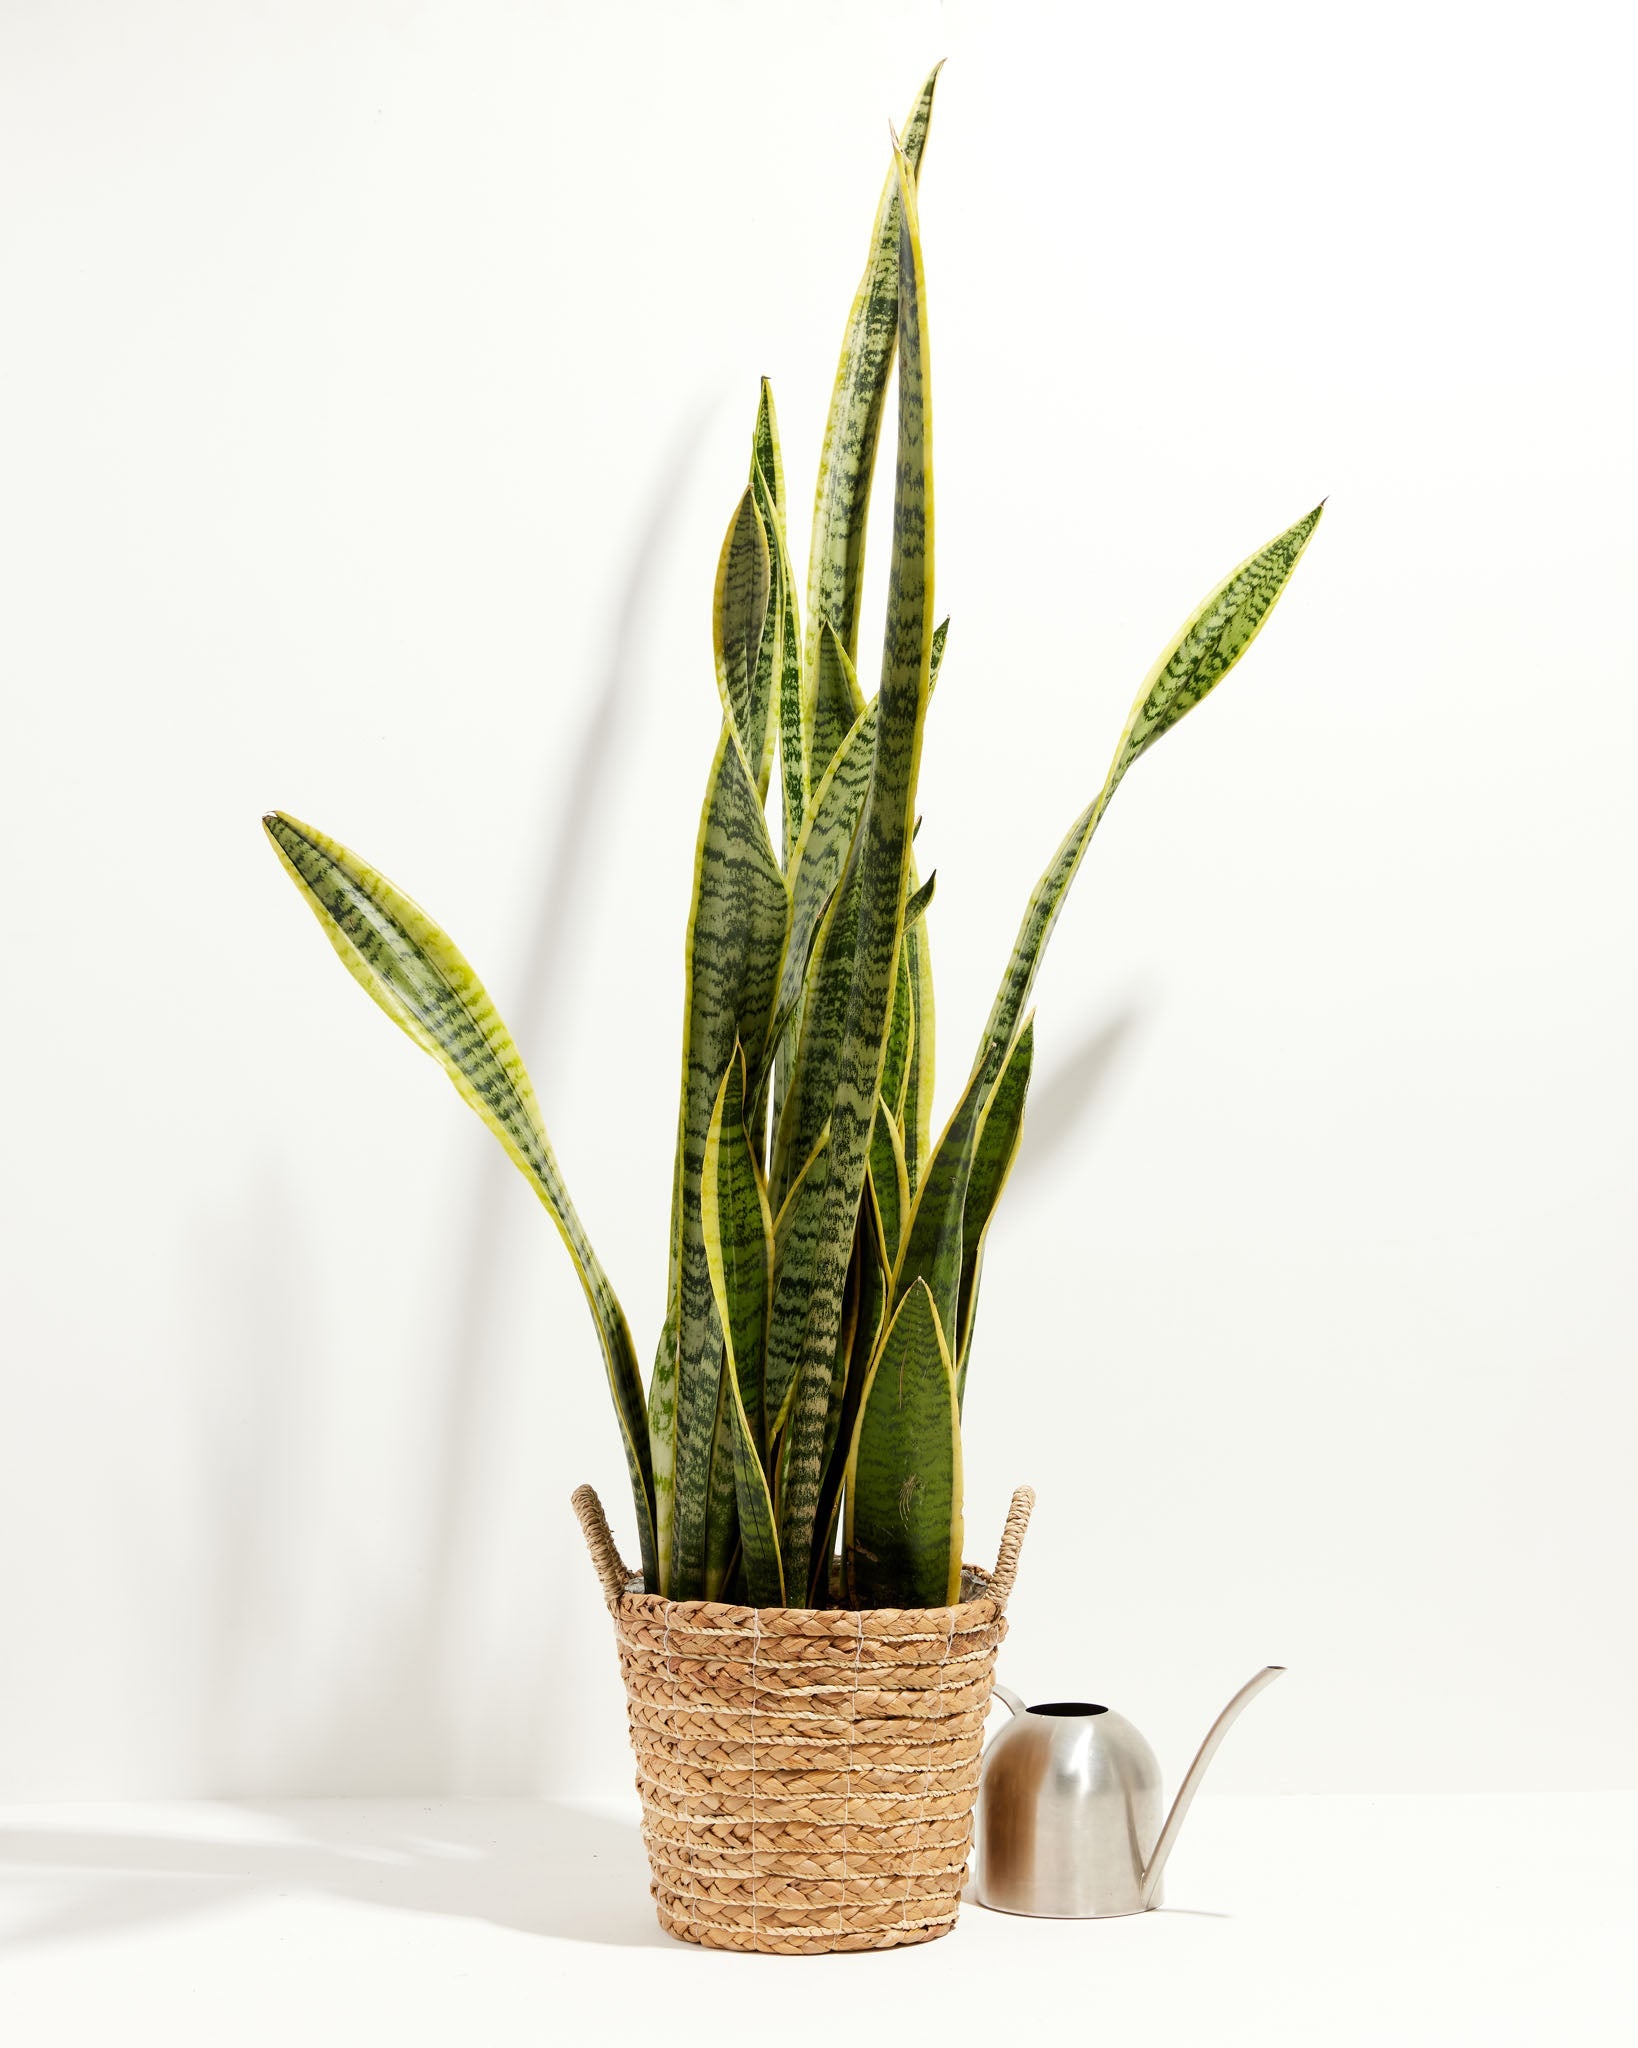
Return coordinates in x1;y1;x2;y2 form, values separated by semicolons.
974;1666;1284;1918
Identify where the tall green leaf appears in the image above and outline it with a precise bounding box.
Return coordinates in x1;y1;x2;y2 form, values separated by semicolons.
713;488;773;800
750;463;786;828
658;727;789;1597
771;853;862;1212
702;1354;738;1600
768;383;946;1197
768;632;937;1195
808;1191;888;1602
868;1095;909;1267
774;1213;860;1592
955;1017;1034;1404
809;619;867;796
889;1058;983;1350
752;377;786;553
892;503;1325;1341
777;139;935;1596
701;1047;784;1604
777;557;806;864
769;644;873;1186
879;944;915;1126
749;378;810;867
700;1046;773;1454
805;604;942;826
844;1278;962;1607
896;625;943;1191
751;876;835;1139
804;64;940;681
971;503;1324;1098
263;812;657;1585
763;1126;831;1444
901;912;936;1191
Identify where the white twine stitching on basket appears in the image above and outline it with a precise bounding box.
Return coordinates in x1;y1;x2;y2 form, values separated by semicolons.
901;1603;959;1934
749;1607;760;1948
661;1603;699;1942
837;1608;865;1939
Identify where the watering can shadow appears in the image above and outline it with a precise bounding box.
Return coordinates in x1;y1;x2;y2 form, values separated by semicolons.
974;1666;1284;1918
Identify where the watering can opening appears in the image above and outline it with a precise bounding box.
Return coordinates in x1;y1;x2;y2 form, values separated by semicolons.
1026;1702;1108;1717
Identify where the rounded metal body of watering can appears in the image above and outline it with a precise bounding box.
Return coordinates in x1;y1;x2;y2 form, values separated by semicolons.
974;1666;1284;1918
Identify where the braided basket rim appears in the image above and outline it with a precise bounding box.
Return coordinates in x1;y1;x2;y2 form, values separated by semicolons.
608;1562;1000;1624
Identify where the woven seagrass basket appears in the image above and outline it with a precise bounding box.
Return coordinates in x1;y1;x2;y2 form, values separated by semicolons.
572;1482;1033;1954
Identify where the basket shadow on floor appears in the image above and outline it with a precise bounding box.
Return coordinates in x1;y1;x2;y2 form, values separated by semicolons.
0;1801;672;1953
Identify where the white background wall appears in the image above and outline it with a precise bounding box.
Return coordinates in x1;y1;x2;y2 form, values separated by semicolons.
2;0;1633;1801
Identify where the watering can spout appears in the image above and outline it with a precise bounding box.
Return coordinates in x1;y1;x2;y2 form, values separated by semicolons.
1138;1665;1284;1908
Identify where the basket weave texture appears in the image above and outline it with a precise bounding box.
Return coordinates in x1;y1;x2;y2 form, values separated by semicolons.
572;1483;1033;1954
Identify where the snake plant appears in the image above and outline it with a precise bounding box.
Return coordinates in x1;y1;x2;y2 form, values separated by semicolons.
264;67;1321;1608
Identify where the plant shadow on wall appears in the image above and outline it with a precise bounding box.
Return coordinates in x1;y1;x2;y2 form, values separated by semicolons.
182;411;711;1799
0;425;725;1958
1006;1010;1141;1194
0;1805;668;1952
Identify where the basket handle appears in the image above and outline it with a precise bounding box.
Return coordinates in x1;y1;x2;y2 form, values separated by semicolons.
571;1484;632;1614
987;1486;1035;1611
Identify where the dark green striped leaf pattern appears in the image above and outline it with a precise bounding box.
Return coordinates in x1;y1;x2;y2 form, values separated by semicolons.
901;916;936;1193
702;1362;738;1600
262;812;657;1586
713;488;773;800
771;854;862;1214
891;1059;985;1356
701;1047;773;1453
769;648;874;1181
879;945;915;1126
763;1127;830;1444
753;377;786;551
970;503;1324;1099
844;1278;962;1608
787;646;875;959
803;64;940;680
903;870;936;929
808;620;867;795
955;1017;1034;1404
749;462;786;818
808;1192;887;1602
868;1096;909;1267
663;728;789;1598
895;618;943;1192
750;380;812;867
1117;505;1324;776
776;140;936;1599
701;1047;784;1604
779;1215;861;1601
752;877;834;1139
777;562;806;863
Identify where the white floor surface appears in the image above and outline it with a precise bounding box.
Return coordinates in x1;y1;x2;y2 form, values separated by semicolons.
1;1795;1632;2045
